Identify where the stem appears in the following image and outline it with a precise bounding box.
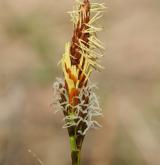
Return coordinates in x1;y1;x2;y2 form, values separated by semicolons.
70;136;81;165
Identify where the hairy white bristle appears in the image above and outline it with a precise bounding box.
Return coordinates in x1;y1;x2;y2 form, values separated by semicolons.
53;78;102;135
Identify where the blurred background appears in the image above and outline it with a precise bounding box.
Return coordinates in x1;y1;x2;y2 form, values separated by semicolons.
0;0;160;165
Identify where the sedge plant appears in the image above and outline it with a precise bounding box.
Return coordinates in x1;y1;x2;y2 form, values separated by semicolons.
53;0;105;164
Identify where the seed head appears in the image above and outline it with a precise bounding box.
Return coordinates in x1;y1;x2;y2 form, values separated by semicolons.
54;0;105;136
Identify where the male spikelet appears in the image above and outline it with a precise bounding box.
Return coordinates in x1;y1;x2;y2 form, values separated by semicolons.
53;0;105;164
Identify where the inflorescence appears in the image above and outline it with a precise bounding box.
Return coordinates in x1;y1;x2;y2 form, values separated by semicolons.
53;0;105;141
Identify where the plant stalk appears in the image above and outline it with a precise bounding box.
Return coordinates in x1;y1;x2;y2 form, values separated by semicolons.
70;136;81;165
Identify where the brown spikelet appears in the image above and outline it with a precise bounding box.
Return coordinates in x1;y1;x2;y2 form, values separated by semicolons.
70;0;90;65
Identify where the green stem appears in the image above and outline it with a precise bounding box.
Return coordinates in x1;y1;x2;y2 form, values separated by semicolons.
70;136;81;165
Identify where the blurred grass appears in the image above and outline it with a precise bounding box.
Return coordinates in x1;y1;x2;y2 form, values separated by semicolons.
112;127;146;165
4;12;58;85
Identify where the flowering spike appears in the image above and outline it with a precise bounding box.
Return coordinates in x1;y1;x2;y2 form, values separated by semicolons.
53;0;105;164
